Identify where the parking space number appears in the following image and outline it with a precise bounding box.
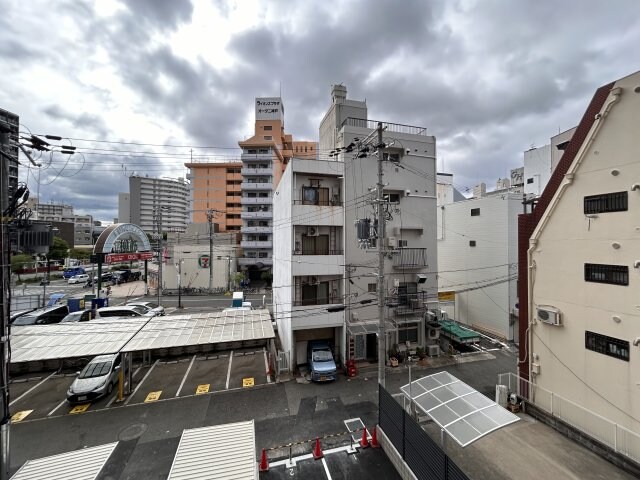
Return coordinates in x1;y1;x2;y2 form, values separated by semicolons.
69;404;90;414
196;384;210;395
242;377;254;388
145;391;162;403
11;410;33;422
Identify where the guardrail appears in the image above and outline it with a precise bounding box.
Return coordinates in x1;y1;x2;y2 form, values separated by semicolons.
498;372;640;464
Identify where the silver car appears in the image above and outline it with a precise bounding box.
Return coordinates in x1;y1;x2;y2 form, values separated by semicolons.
67;354;121;404
126;301;164;316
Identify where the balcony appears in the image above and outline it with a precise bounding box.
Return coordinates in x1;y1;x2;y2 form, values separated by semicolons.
241;153;272;161
241;211;272;219
386;291;433;316
242;226;272;234
240;240;273;249
241;182;273;191
293;249;343;256
241;168;272;176
241;197;272;205
392;248;427;269
238;257;273;266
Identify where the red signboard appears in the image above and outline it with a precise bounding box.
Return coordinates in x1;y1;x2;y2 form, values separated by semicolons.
105;252;153;263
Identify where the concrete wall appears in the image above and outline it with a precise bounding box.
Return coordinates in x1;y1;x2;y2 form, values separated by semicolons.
524;144;552;197
529;73;639;432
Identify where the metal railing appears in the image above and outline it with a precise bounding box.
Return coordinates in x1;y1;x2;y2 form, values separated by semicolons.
392;248;427;268
292;249;343;256
292;199;343;206
341;117;428;136
498;372;640;464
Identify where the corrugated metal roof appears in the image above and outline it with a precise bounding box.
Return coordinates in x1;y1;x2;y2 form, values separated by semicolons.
168;420;256;480
122;309;274;352
11;442;118;480
11;319;149;363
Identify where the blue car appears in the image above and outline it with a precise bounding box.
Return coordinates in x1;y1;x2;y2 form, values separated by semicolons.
307;341;337;382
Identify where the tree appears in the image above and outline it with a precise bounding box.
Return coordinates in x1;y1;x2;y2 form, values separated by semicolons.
231;272;245;289
260;271;273;286
11;254;32;281
49;236;70;261
69;248;91;261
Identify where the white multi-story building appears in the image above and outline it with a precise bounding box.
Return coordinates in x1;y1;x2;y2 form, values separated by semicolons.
519;71;640;433
119;175;189;234
524;128;576;198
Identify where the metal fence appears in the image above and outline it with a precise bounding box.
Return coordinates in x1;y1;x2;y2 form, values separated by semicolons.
11;294;41;311
276;350;290;374
379;386;470;480
498;372;640;464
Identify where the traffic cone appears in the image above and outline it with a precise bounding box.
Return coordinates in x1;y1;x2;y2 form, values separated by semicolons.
259;448;269;472
370;426;380;448
313;437;324;459
360;426;369;448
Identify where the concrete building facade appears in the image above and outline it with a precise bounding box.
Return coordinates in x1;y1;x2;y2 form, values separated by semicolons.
27;198;94;246
119;175;189;234
0;107;19;205
524;128;577;198
519;71;640;433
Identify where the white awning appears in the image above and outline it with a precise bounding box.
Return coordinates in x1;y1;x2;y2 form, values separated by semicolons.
168;420;256;480
401;371;519;447
11;442;118;480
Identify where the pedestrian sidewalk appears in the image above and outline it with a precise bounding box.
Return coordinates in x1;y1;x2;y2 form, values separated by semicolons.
105;280;147;299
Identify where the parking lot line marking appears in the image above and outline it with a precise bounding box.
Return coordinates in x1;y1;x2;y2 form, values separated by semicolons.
175;355;196;397
11;410;33;422
263;347;271;384
48;398;68;417
196;384;210;395
225;350;233;390
69;404;90;414
242;377;254;388
9;372;56;407
124;359;159;405
105;393;118;408
132;366;142;379
321;457;333;480
144;391;162;403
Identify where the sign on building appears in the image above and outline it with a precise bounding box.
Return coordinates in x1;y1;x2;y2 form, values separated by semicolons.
198;254;210;268
438;291;455;302
255;97;284;121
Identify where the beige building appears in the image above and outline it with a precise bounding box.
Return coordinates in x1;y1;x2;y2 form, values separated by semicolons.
519;71;640;433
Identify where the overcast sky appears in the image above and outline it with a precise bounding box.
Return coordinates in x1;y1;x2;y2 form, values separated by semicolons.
2;0;639;221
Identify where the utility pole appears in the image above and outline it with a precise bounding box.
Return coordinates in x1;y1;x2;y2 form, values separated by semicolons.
207;209;214;292
375;122;387;389
156;208;164;307
176;259;182;309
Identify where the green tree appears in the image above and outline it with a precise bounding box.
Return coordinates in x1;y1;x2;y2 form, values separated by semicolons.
49;236;70;261
69;248;91;261
231;272;245;289
11;254;32;281
260;271;273;286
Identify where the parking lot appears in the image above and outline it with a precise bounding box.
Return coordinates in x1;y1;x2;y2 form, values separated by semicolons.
8;347;270;422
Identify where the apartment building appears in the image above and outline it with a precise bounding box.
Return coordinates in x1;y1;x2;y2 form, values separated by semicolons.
27;198;94;246
0;107;19;206
118;175;189;234
518;71;640;433
524;128;576;198
237;97;317;280
184;162;243;230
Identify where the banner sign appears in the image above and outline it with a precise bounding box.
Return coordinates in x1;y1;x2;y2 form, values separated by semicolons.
105;252;153;264
438;291;455;302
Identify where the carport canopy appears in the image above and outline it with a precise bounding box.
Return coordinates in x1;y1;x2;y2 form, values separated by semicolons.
401;371;519;447
10;442;118;480
121;309;274;352
168;420;256;480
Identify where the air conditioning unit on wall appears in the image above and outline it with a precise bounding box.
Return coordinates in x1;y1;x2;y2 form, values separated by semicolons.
536;306;562;326
307;226;319;236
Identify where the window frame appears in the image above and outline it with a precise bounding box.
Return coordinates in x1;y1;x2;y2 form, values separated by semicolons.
470;208;480;217
584;191;628;214
584;263;629;286
585;331;629;361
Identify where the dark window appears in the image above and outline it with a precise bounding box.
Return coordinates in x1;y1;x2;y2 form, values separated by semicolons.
367;283;377;293
470;208;480;216
585;331;629;361
469;240;476;247
584;192;628;214
398;239;408;247
264;136;272;140
264;125;272;131
527;178;534;184
386;193;400;203
584;263;628;286
398;323;419;343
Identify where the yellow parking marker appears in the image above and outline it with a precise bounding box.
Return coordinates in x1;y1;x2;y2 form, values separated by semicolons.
196;384;210;395
69;404;90;414
11;410;33;422
145;391;162;403
242;377;254;388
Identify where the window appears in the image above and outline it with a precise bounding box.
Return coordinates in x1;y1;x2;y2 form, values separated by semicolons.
258;252;269;258
247;149;257;154
398;240;408;247
585;331;629;361
527;178;534;184
584;192;628;214
368;283;377;293
383;152;400;162
259;149;269;154
302;186;329;205
398;323;419;343
263;125;272;131
264;136;272;140
469;240;476;247
584;263;628;286
385;193;400;203
470;208;480;216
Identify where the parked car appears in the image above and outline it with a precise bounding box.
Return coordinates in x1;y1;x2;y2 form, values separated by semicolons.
66;354;121;404
11;304;69;325
61;310;97;322
126;301;164;316
96;305;153;318
307;341;337;382
68;274;90;284
9;308;38;324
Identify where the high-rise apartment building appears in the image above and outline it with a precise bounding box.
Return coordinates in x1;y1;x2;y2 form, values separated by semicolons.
237;97;317;279
0;107;19;204
118;175;189;234
184;162;243;231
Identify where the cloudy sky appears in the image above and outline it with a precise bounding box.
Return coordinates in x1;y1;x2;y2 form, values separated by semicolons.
2;0;639;221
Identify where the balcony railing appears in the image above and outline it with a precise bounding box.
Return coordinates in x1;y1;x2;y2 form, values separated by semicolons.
340;117;428;136
293;199;343;207
293;296;342;307
386;291;432;316
241;197;272;205
293;249;343;255
241;168;272;176
241;211;272;219
241;182;273;190
392;248;427;268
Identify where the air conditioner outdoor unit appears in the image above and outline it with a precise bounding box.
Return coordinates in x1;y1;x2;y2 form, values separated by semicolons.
386;236;397;248
307;226;319;236
536;306;562;326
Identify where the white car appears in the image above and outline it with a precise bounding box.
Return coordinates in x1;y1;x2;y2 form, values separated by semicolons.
68;274;90;284
96;305;155;318
126;301;165;316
